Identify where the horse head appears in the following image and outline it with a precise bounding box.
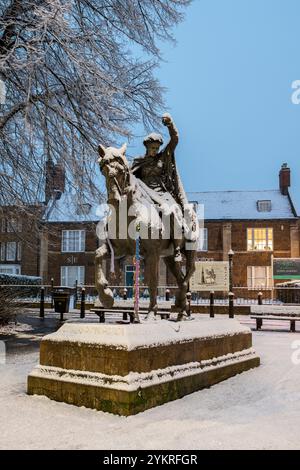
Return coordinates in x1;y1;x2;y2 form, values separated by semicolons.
98;143;130;201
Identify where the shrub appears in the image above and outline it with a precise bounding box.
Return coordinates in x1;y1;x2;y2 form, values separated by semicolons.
0;274;42;324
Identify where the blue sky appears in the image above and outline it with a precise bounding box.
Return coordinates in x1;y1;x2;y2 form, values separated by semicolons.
128;0;300;212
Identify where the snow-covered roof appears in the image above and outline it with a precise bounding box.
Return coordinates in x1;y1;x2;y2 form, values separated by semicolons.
187;190;297;220
43;192;105;223
42;188;297;223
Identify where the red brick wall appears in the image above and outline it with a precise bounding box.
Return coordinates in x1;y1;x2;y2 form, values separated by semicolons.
46;222;98;285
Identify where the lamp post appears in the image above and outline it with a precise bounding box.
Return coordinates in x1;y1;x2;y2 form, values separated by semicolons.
228;249;234;293
228;249;234;319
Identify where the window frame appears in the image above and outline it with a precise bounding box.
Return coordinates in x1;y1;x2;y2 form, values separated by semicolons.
257;200;272;212
247;266;273;288
0;264;21;275
198;227;208;252
61;230;86;253
60;266;85;287
6;241;17;261
247;227;273;251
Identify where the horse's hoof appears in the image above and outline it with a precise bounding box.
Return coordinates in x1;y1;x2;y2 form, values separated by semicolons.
176;311;189;322
143;312;157;322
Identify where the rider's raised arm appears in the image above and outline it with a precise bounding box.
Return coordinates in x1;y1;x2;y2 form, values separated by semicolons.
162;113;179;156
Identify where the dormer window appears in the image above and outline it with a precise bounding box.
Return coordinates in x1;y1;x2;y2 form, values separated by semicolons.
257;200;271;212
76;203;92;215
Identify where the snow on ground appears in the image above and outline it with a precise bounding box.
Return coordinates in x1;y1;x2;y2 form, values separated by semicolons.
0;317;300;450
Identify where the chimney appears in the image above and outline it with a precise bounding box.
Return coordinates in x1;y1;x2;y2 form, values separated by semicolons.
279;163;290;195
45;159;66;203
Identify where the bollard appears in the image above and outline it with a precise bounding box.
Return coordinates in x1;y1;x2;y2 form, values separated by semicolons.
40;287;45;318
50;278;54;308
165;288;170;301
123;287;128;300
210;291;215;318
228;292;234;318
80;288;85;319
258;291;263;305
186;291;192;317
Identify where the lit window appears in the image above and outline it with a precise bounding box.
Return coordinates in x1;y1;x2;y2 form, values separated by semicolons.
61;266;85;287
6;242;17;261
247;266;272;288
257;200;271;212
198;228;208;251
61;230;85;252
247;228;273;251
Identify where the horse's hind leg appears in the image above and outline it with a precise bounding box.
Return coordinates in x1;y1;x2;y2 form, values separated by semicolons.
164;255;187;319
95;242;114;308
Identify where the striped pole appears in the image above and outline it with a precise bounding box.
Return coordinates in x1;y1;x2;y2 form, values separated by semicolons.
133;223;141;323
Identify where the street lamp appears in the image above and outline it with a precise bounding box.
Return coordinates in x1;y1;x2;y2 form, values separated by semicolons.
228;249;235;318
228;249;234;293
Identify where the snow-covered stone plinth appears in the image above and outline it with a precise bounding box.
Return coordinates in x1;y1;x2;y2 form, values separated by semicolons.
27;319;260;415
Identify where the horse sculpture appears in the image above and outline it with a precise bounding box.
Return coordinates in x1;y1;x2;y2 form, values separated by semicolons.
95;143;198;321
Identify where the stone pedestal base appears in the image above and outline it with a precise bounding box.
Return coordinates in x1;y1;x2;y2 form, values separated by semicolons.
28;319;259;415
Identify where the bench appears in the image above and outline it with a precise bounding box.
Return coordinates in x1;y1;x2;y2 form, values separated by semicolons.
250;306;300;332
251;305;300;316
250;315;300;332
90;307;171;323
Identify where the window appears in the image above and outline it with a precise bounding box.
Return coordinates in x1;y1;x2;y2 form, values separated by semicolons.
61;266;85;287
61;230;85;252
76;203;92;215
247;228;273;251
257;200;271;212
7;218;22;232
17;242;22;261
247;266;272;288
0;242;5;261
1;219;5;232
0;264;21;275
6;242;17;261
125;265;135;272
198;228;208;251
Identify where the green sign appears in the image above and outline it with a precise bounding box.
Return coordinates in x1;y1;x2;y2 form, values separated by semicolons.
273;258;300;279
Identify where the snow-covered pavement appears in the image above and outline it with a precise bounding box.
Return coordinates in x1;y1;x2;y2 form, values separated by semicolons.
0;321;300;450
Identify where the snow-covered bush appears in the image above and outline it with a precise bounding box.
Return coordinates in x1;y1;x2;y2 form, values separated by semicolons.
0;274;42;324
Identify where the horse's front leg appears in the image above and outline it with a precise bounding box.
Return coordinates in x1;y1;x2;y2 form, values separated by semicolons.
95;242;114;308
144;254;159;318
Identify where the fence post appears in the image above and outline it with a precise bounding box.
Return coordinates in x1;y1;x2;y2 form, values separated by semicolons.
228;292;234;318
80;287;85;319
50;278;54;308
186;291;192;317
40;287;45;318
258;291;263;305
210;291;214;318
165;288;170;301
123;287;128;300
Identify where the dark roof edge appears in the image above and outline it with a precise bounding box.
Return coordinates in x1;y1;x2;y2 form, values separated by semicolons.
203;217;298;222
287;190;298;218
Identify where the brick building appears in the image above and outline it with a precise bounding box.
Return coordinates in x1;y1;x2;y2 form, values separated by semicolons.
0;205;43;277
40;191;99;286
0;162;299;295
187;164;299;292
